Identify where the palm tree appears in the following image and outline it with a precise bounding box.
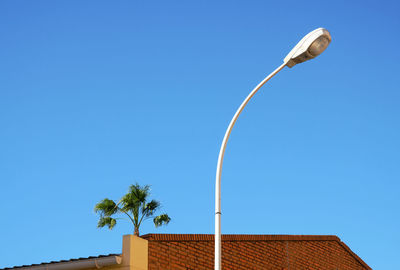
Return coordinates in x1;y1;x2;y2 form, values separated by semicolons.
94;183;171;236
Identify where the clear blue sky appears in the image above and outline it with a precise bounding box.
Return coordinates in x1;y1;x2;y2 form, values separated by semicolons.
0;1;399;269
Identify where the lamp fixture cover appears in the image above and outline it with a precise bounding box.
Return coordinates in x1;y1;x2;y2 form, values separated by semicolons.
284;28;331;68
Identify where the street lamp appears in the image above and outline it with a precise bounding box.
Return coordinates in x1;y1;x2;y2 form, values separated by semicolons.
214;27;332;270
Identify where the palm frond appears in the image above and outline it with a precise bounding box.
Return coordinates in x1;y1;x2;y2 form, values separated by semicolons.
97;216;117;229
142;199;160;217
94;198;118;216
153;214;171;228
119;183;150;213
119;193;140;213
129;183;150;203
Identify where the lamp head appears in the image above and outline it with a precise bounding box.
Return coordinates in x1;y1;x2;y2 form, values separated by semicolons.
284;28;331;68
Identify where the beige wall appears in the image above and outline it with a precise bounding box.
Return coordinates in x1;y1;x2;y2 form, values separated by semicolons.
121;235;148;270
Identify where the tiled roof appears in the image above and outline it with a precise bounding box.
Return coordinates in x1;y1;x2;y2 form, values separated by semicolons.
142;234;371;270
0;254;120;270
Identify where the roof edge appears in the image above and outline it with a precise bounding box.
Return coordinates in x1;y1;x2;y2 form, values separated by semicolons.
337;241;372;270
0;255;121;270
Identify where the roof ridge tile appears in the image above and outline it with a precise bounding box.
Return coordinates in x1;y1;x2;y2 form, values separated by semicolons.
140;233;340;242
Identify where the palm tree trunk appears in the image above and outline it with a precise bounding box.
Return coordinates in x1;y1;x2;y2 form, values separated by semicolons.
134;226;139;236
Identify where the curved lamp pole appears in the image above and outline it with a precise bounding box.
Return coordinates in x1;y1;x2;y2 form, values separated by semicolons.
214;28;332;270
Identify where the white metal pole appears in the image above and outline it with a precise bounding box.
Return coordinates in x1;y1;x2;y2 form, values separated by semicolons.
215;62;286;270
